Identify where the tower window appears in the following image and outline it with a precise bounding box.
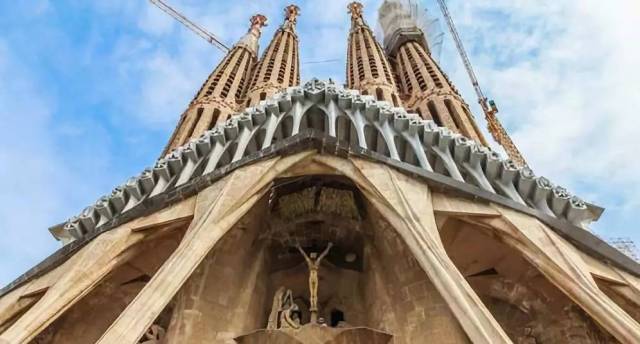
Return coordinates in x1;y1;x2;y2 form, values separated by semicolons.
444;99;464;132
208;109;221;130
376;88;384;101
427;101;443;126
330;309;345;327
260;92;266;101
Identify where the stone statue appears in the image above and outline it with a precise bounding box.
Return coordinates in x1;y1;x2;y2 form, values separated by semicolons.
280;290;301;330
297;242;333;323
139;324;165;344
267;287;301;330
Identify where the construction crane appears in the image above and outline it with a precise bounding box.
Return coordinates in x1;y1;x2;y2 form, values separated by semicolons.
149;0;230;53
434;0;528;167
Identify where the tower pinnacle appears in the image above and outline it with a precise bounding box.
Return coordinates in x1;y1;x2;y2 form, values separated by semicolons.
348;2;365;25
284;4;300;26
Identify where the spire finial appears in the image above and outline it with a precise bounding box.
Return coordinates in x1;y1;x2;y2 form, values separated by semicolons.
249;14;268;34
284;4;300;24
348;2;364;20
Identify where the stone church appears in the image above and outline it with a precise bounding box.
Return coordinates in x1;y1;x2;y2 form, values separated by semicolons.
1;1;639;343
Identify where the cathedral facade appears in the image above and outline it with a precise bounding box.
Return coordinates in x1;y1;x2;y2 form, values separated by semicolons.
1;2;640;343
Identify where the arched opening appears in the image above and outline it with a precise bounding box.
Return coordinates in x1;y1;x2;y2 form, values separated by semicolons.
300;105;327;133
280;115;294;138
336;115;357;147
363;125;390;157
30;225;186;343
394;135;419;167
427;101;443;127
208;109;221;130
183;107;204;145
437;216;616;343
375;88;384;101
444;99;466;135
330;309;345;327
260;92;267;101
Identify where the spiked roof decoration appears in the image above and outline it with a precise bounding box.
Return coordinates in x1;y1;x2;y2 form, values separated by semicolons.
7;79;638;298
54;79;601;244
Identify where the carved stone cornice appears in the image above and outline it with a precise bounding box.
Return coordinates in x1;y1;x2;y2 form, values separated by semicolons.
54;79;601;246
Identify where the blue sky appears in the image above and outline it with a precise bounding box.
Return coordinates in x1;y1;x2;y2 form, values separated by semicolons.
1;0;639;287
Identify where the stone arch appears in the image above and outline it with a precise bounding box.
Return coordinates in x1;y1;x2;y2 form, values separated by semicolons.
299;105;328;133
393;135;419;167
438;216;616;343
336;115;359;148
363;125;390;157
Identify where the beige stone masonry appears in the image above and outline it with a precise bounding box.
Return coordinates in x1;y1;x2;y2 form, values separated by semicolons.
431;192;640;343
0;198;195;343
97;151;316;343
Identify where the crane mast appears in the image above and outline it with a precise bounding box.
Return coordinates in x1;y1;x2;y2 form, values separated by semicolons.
149;0;230;53
434;0;528;167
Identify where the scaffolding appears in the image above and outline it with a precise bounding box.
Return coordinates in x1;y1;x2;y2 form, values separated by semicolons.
377;0;444;61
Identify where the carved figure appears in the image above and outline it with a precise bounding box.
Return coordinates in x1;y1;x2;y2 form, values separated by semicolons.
267;287;301;330
139;324;165;344
297;243;333;322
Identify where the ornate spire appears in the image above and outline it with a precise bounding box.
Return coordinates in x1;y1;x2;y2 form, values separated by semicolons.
245;5;301;107
236;14;268;55
348;2;365;27
378;1;487;144
162;14;268;156
346;1;400;106
283;4;300;31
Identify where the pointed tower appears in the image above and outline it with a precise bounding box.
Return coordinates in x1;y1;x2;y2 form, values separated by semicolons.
245;5;301;107
346;2;400;106
162;14;267;155
378;0;487;145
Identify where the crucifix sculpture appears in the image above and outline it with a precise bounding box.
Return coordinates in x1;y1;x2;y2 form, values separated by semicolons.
296;242;333;323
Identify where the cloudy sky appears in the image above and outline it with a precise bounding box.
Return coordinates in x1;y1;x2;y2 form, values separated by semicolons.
0;0;638;286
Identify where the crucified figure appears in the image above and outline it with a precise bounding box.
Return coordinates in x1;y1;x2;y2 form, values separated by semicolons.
297;242;333;323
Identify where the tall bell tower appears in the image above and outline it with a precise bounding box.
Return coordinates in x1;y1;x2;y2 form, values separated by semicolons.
379;0;487;144
245;5;301;107
346;2;401;107
163;14;267;154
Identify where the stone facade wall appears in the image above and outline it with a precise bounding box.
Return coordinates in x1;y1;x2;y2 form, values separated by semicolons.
361;209;470;344
440;218;617;343
165;207;270;343
35;231;182;343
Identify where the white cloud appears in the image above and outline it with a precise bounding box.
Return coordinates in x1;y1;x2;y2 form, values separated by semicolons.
0;40;75;284
439;0;640;239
